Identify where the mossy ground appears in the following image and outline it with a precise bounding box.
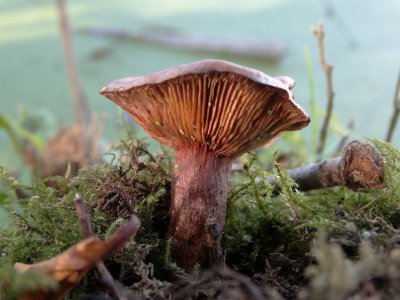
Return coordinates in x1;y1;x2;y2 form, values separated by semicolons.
0;131;399;299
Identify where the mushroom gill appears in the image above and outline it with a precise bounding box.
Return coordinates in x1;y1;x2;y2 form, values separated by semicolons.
101;71;309;157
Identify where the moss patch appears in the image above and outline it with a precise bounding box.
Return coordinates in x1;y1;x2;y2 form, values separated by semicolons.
0;135;400;299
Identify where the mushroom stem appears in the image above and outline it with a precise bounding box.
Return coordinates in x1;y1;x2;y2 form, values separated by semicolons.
168;146;232;270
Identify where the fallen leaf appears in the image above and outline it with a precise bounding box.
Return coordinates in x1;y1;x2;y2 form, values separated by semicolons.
14;217;140;300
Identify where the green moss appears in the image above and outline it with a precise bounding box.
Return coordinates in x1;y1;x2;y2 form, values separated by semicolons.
74;130;177;281
0;174;81;265
225;153;311;274
0;129;176;297
0;136;399;299
225;141;400;275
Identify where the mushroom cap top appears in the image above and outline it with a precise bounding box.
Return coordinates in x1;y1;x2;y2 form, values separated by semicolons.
101;59;310;158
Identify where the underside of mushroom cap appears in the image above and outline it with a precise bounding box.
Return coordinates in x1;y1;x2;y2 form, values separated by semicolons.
101;59;310;158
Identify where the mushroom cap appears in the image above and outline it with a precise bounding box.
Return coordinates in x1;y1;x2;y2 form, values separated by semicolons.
101;59;310;157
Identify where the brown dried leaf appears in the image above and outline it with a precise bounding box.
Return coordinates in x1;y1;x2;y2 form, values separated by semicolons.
14;217;140;300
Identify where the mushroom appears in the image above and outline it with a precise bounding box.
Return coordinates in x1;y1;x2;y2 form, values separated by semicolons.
100;59;310;270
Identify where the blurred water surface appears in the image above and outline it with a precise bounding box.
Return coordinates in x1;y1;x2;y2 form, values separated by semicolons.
0;0;399;169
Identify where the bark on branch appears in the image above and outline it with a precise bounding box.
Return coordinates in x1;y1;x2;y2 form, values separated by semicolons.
279;140;385;192
233;141;385;192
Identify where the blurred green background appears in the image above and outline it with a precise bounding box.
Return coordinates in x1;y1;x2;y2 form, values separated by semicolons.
1;0;399;170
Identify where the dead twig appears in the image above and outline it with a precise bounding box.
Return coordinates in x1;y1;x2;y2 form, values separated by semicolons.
83;27;286;60
172;265;265;300
216;267;266;300
321;0;359;48
73;194;125;299
385;70;400;142
314;22;335;156
32;0;106;177
284;140;384;192
234;141;385;193
332;119;354;157
56;0;90;132
73;194;93;237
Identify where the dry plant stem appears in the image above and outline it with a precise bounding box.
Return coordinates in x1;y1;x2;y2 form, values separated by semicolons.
314;22;335;155
353;190;391;214
73;195;122;299
73;195;93;237
168;147;232;270
386;70;400;142
277;140;385;192
333;119;354;157
172;266;264;300
321;0;359;48
56;0;90;131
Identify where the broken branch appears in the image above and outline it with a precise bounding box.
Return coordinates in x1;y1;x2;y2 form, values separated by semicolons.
314;22;335;156
83;27;286;60
233;141;385;192
277;140;385;192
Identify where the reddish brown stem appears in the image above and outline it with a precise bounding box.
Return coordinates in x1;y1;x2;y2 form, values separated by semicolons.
73;194;93;237
168;147;232;270
73;194;123;299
